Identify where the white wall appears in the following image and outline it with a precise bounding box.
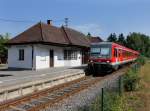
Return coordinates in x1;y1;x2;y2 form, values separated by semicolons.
63;51;82;67
34;45;49;69
53;47;65;67
8;44;82;70
8;45;33;69
34;45;82;69
53;46;82;67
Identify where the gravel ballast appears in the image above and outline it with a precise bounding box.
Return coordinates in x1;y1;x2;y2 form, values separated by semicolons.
42;71;125;111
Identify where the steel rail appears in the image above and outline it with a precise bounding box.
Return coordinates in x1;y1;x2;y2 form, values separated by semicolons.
0;66;129;111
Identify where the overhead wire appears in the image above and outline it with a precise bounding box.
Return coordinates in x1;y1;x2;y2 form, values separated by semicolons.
0;18;67;24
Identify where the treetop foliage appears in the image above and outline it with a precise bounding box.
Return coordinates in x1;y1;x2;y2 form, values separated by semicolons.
107;33;117;42
0;33;10;58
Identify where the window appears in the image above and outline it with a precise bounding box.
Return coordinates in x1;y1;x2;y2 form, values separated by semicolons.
101;48;110;56
64;50;77;60
91;48;100;53
114;48;118;57
90;47;110;58
19;49;24;61
90;48;100;57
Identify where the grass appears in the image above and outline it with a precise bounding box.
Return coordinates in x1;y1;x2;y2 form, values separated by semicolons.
124;61;150;111
77;60;150;111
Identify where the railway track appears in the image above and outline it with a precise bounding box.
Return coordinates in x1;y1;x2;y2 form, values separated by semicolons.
0;66;129;111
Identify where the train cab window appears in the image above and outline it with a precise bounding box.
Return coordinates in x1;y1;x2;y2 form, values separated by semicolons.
91;48;100;53
90;47;110;58
101;48;110;56
90;48;100;57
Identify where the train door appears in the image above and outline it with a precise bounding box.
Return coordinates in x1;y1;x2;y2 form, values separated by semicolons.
119;49;123;62
114;48;119;63
113;48;119;70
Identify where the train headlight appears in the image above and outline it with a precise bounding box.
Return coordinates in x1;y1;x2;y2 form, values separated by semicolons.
88;60;93;63
106;60;110;63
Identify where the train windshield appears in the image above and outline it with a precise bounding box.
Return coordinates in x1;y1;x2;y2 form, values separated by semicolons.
90;47;110;58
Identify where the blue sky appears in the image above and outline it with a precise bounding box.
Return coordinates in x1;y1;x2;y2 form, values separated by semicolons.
0;0;150;40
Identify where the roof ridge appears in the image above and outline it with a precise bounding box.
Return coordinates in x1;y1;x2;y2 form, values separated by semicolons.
39;22;44;41
61;26;72;44
64;26;90;42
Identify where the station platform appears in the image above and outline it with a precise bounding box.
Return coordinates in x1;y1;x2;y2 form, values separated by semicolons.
0;65;86;102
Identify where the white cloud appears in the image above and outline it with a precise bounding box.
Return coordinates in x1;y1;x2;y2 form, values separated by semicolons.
71;24;101;36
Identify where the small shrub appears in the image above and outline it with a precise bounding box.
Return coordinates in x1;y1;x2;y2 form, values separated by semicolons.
136;56;146;66
91;92;126;111
77;106;90;111
103;93;123;111
123;69;140;91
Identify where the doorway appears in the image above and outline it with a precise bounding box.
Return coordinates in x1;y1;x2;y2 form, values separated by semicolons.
82;50;89;64
50;50;54;67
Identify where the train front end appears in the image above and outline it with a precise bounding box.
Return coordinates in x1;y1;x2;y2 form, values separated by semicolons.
88;42;112;74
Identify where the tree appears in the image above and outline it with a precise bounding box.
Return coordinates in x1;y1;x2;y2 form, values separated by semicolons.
107;33;117;42
117;33;126;45
126;32;150;57
87;32;91;38
0;33;10;63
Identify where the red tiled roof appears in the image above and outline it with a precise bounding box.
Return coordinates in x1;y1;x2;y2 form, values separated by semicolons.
8;22;90;47
63;27;90;47
89;37;103;43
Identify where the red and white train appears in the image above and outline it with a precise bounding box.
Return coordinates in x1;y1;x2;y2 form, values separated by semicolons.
88;42;139;73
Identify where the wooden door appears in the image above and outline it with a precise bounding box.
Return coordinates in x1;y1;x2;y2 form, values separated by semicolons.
82;50;89;64
82;51;84;64
50;50;54;67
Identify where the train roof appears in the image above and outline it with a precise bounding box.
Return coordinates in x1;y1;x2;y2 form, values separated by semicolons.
91;42;139;54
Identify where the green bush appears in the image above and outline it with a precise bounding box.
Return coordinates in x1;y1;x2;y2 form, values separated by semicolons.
123;69;140;91
77;92;128;111
136;56;146;66
103;93;124;111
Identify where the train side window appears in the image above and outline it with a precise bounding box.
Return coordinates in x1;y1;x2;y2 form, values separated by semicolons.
119;49;121;57
114;48;118;57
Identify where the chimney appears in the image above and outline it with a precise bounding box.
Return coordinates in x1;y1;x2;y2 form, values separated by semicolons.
47;20;52;25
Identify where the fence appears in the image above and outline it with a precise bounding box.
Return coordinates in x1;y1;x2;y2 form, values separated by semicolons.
100;76;123;111
100;63;140;111
78;63;140;111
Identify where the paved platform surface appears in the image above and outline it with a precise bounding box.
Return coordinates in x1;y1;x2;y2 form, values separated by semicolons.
0;65;86;88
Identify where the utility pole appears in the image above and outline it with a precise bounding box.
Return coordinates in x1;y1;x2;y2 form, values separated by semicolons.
101;88;104;111
64;18;69;27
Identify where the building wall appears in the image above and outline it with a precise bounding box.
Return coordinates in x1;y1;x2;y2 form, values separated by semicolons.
34;45;49;69
8;44;82;70
63;52;81;67
8;45;33;69
34;45;82;70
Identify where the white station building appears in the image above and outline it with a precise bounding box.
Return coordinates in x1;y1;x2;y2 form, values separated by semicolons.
7;21;90;70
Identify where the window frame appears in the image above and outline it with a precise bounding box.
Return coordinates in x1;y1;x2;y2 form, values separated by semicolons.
114;48;118;57
100;47;110;56
19;49;24;61
64;50;77;60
